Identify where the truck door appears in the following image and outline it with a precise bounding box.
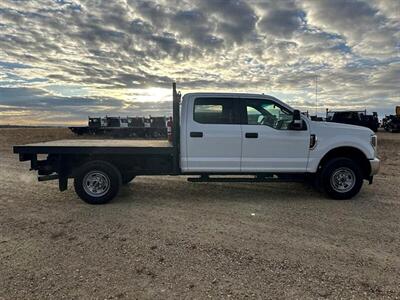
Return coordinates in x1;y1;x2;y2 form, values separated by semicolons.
240;98;310;172
185;97;242;172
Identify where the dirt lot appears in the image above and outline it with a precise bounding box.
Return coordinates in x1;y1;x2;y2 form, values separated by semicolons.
1;128;399;299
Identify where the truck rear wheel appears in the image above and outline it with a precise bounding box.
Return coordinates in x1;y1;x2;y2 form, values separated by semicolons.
74;161;121;204
320;157;363;200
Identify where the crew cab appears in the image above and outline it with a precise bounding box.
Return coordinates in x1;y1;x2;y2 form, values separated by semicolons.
14;83;380;204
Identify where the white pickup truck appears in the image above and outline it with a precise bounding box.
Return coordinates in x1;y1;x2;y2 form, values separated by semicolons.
14;83;380;204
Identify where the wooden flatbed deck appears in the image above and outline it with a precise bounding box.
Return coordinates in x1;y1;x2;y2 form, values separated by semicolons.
14;139;174;155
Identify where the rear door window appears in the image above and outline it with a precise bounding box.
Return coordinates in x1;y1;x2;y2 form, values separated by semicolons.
194;98;237;124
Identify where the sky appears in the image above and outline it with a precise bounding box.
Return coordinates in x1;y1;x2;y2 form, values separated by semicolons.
0;0;399;125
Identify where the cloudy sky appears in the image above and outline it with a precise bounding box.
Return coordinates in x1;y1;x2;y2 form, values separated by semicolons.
0;0;399;125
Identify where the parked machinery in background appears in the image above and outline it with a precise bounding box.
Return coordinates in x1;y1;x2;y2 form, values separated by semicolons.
302;111;324;121
310;115;324;121
69;116;169;138
326;109;379;132
106;116;122;128
88;117;102;128
382;106;400;133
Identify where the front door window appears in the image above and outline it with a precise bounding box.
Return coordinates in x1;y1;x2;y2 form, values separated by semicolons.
245;99;293;130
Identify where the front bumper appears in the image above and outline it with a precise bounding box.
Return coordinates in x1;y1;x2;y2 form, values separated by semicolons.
369;158;380;176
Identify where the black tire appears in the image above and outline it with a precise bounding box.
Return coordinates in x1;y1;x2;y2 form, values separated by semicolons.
74;160;122;204
122;174;136;185
319;157;363;200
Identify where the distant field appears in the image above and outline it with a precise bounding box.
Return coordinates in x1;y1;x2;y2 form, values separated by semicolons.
0;125;67;128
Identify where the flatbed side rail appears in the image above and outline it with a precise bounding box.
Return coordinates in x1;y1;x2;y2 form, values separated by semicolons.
13;145;175;155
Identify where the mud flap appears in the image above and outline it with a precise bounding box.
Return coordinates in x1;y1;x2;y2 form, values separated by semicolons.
59;175;68;191
57;156;68;191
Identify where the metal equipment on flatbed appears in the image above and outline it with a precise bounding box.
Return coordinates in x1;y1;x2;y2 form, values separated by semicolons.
69;116;168;138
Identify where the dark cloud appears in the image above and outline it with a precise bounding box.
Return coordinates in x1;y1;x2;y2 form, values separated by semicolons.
132;0;169;28
172;9;223;48
132;1;224;49
195;0;258;44
258;9;302;38
0;87;124;108
255;0;304;38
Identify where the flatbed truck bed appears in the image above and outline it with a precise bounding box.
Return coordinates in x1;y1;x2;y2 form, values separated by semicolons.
14;138;178;182
14;139;174;155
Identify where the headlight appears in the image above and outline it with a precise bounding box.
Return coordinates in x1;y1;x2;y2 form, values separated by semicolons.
371;134;377;149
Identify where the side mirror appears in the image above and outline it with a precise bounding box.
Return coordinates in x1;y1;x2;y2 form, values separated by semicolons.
291;109;303;130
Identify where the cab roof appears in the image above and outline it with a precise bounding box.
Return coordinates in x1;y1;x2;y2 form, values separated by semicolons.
184;92;279;101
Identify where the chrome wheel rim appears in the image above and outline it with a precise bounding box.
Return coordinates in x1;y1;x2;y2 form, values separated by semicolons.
83;171;110;197
330;167;356;193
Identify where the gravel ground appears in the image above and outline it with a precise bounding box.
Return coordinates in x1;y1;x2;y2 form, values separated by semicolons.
0;128;399;299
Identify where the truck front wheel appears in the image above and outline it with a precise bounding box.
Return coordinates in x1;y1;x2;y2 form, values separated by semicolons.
320;157;363;200
74;161;122;204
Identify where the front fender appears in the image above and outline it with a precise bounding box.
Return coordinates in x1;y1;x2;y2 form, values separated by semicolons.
306;135;374;173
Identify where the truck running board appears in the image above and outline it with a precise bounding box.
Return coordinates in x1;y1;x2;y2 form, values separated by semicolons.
187;175;305;183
